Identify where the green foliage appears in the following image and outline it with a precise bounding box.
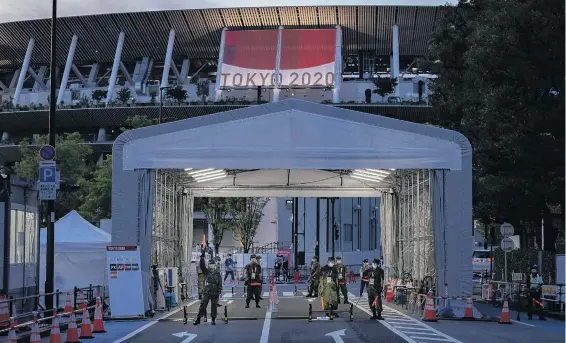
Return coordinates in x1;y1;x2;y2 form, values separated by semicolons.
201;198;231;253
228;198;269;253
372;77;398;101
79;155;112;222
13;132;93;219
166;85;188;104
196;80;210;103
116;87;131;105
428;0;565;244
91;89;108;104
493;248;556;283
120;115;154;132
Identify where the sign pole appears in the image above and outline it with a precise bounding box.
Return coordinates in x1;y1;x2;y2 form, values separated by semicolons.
504;250;508;284
45;0;58;319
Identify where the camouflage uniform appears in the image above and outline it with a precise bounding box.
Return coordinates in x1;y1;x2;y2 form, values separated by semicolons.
307;258;320;297
197;261;206;300
319;257;339;316
364;258;384;320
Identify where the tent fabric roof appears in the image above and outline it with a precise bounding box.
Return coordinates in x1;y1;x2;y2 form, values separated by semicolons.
40;210;111;247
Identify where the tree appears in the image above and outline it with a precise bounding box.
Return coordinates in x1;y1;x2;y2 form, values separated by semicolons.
196;80;210;103
372;77;398;101
13;132;93;219
79;154;112;222
428;0;565;247
120;114;154;132
201;198;231;254
229;197;269;253
91;89;108;105
117;87;131;105
166;85;188;104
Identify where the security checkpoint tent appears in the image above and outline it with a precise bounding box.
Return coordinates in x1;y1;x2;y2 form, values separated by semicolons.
40;210;111;297
111;99;472;312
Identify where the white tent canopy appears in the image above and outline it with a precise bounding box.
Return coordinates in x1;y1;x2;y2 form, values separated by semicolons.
40;210;110;297
111;99;472;311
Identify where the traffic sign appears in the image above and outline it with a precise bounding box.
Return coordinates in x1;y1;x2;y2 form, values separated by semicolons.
500;237;515;252
39;145;56;161
39;161;56;183
500;222;514;237
39;183;57;200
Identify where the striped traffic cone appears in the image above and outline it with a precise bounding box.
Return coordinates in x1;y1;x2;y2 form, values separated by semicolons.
385;281;394;303
65;312;81;343
7;318;17;343
29;312;41;343
49;312;63;343
498;298;512;324
463;295;474;319
92;297;106;333
78;292;86;311
79;307;94;339
64;292;73;314
421;292;437;322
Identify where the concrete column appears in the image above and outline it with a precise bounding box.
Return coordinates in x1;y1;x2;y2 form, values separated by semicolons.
333;25;342;103
105;32;125;106
57;35;78;105
161;29;175;89
391;25;400;96
97;127;107;142
214;28;227;100
87;63;99;87
13;38;35;106
272;26;283;103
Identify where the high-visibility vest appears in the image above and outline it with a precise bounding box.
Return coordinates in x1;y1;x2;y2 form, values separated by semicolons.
530;275;543;290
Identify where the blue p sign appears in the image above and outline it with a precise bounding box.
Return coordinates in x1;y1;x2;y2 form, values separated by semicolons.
40;164;56;183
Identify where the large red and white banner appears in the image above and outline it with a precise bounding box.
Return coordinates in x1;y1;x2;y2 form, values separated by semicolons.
279;29;336;87
218;29;337;88
219;30;278;88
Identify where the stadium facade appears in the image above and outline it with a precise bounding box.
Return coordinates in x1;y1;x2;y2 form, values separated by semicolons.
0;5;453;286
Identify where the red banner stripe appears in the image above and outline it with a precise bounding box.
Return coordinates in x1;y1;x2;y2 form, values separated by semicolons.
223;30;278;69
280;29;336;70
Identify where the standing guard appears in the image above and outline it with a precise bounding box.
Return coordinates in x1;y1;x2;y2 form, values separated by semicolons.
319;257;339;317
193;255;222;325
364;258;384;320
334;256;349;304
197;253;206;300
306;256;320;298
245;254;262;308
528;264;546;320
360;259;370;297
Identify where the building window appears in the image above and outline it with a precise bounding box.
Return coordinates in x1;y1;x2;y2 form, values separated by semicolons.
343;224;353;242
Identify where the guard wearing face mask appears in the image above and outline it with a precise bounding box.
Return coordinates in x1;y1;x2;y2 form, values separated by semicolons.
193;256;222;325
364;258;384;320
334;256;349;304
360;259;370;297
319;257;339;317
306;256;320;298
245;254;262;308
528;265;545;320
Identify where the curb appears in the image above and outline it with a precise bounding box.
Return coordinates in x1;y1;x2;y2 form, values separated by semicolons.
473;300;565;322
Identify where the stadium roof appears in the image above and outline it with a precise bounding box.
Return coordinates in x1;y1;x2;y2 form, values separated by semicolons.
0;5;453;68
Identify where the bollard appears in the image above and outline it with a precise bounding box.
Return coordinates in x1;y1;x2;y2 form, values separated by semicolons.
73;287;78;311
232;286;234;295
308;303;312;322
349;304;353;322
55;289;60;310
89;284;93;304
294;285;297;296
183;306;187;324
224;306;228;323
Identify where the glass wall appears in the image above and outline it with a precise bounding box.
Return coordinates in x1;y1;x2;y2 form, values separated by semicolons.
9;206;39;294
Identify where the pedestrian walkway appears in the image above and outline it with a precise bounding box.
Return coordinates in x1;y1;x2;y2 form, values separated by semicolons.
220;290;310;298
351;294;464;343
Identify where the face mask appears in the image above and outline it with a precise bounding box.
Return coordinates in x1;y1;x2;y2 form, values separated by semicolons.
363;262;368;265
251;259;256;264
312;259;316;263
328;262;334;267
372;264;377;268
531;270;537;274
336;260;342;264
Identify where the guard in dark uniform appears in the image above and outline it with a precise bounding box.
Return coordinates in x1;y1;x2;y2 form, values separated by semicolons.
306;256;320;298
360;259;370;296
245;254;262;308
193;255;222;325
334;256;349;304
363;258;384;320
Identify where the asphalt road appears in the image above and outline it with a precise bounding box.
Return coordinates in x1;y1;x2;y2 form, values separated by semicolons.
122;295;406;343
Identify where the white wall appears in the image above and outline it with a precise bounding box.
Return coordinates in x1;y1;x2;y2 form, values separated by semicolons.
254;197;278;247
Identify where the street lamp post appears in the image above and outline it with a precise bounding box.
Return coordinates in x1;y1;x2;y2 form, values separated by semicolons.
159;86;170;124
320;197;338;258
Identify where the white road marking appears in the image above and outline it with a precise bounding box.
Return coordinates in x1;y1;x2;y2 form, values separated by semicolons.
353;302;464;343
222;293;233;298
282;292;294;297
259;308;272;343
302;292;309;296
511;319;535;327
112;300;198;343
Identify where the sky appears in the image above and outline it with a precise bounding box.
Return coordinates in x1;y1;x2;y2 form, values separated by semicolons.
0;0;456;24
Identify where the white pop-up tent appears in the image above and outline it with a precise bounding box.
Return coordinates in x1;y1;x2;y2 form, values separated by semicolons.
40;210;111;296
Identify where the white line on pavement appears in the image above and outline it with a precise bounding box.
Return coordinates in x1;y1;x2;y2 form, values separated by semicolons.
511;319;535;327
259;308;272;343
112;300;198;343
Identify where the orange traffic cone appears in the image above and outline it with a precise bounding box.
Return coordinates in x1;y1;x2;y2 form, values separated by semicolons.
463;295;474;319
498;298;512;324
29;312;41;343
65;312;81;343
0;296;9;330
49;312;63;343
92;297;106;333
7;318;17;343
79;307;94;339
64;292;73;314
385;281;394;303
421;292;437;322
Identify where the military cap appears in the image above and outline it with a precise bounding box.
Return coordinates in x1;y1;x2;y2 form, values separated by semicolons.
256;255;262;259
363;259;369;263
312;256;318;260
336;256;342;260
372;258;380;264
328;256;335;261
250;254;257;259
